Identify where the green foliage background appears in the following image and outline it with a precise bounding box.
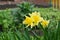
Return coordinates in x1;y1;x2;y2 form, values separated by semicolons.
0;2;60;40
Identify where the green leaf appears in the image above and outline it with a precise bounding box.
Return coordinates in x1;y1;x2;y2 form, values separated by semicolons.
23;29;31;40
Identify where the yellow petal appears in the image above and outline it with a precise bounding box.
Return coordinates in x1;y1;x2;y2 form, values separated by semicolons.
23;16;34;28
41;20;50;28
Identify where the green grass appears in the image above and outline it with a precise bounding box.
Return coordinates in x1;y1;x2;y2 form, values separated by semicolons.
1;7;60;20
0;7;60;40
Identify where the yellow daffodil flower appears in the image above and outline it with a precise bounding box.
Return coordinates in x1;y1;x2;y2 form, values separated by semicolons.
41;20;50;28
23;16;34;28
23;11;50;28
29;11;43;25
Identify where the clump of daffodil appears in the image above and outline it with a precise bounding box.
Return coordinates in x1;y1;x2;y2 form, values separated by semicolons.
29;11;43;25
41;19;50;28
23;16;34;28
23;11;49;28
